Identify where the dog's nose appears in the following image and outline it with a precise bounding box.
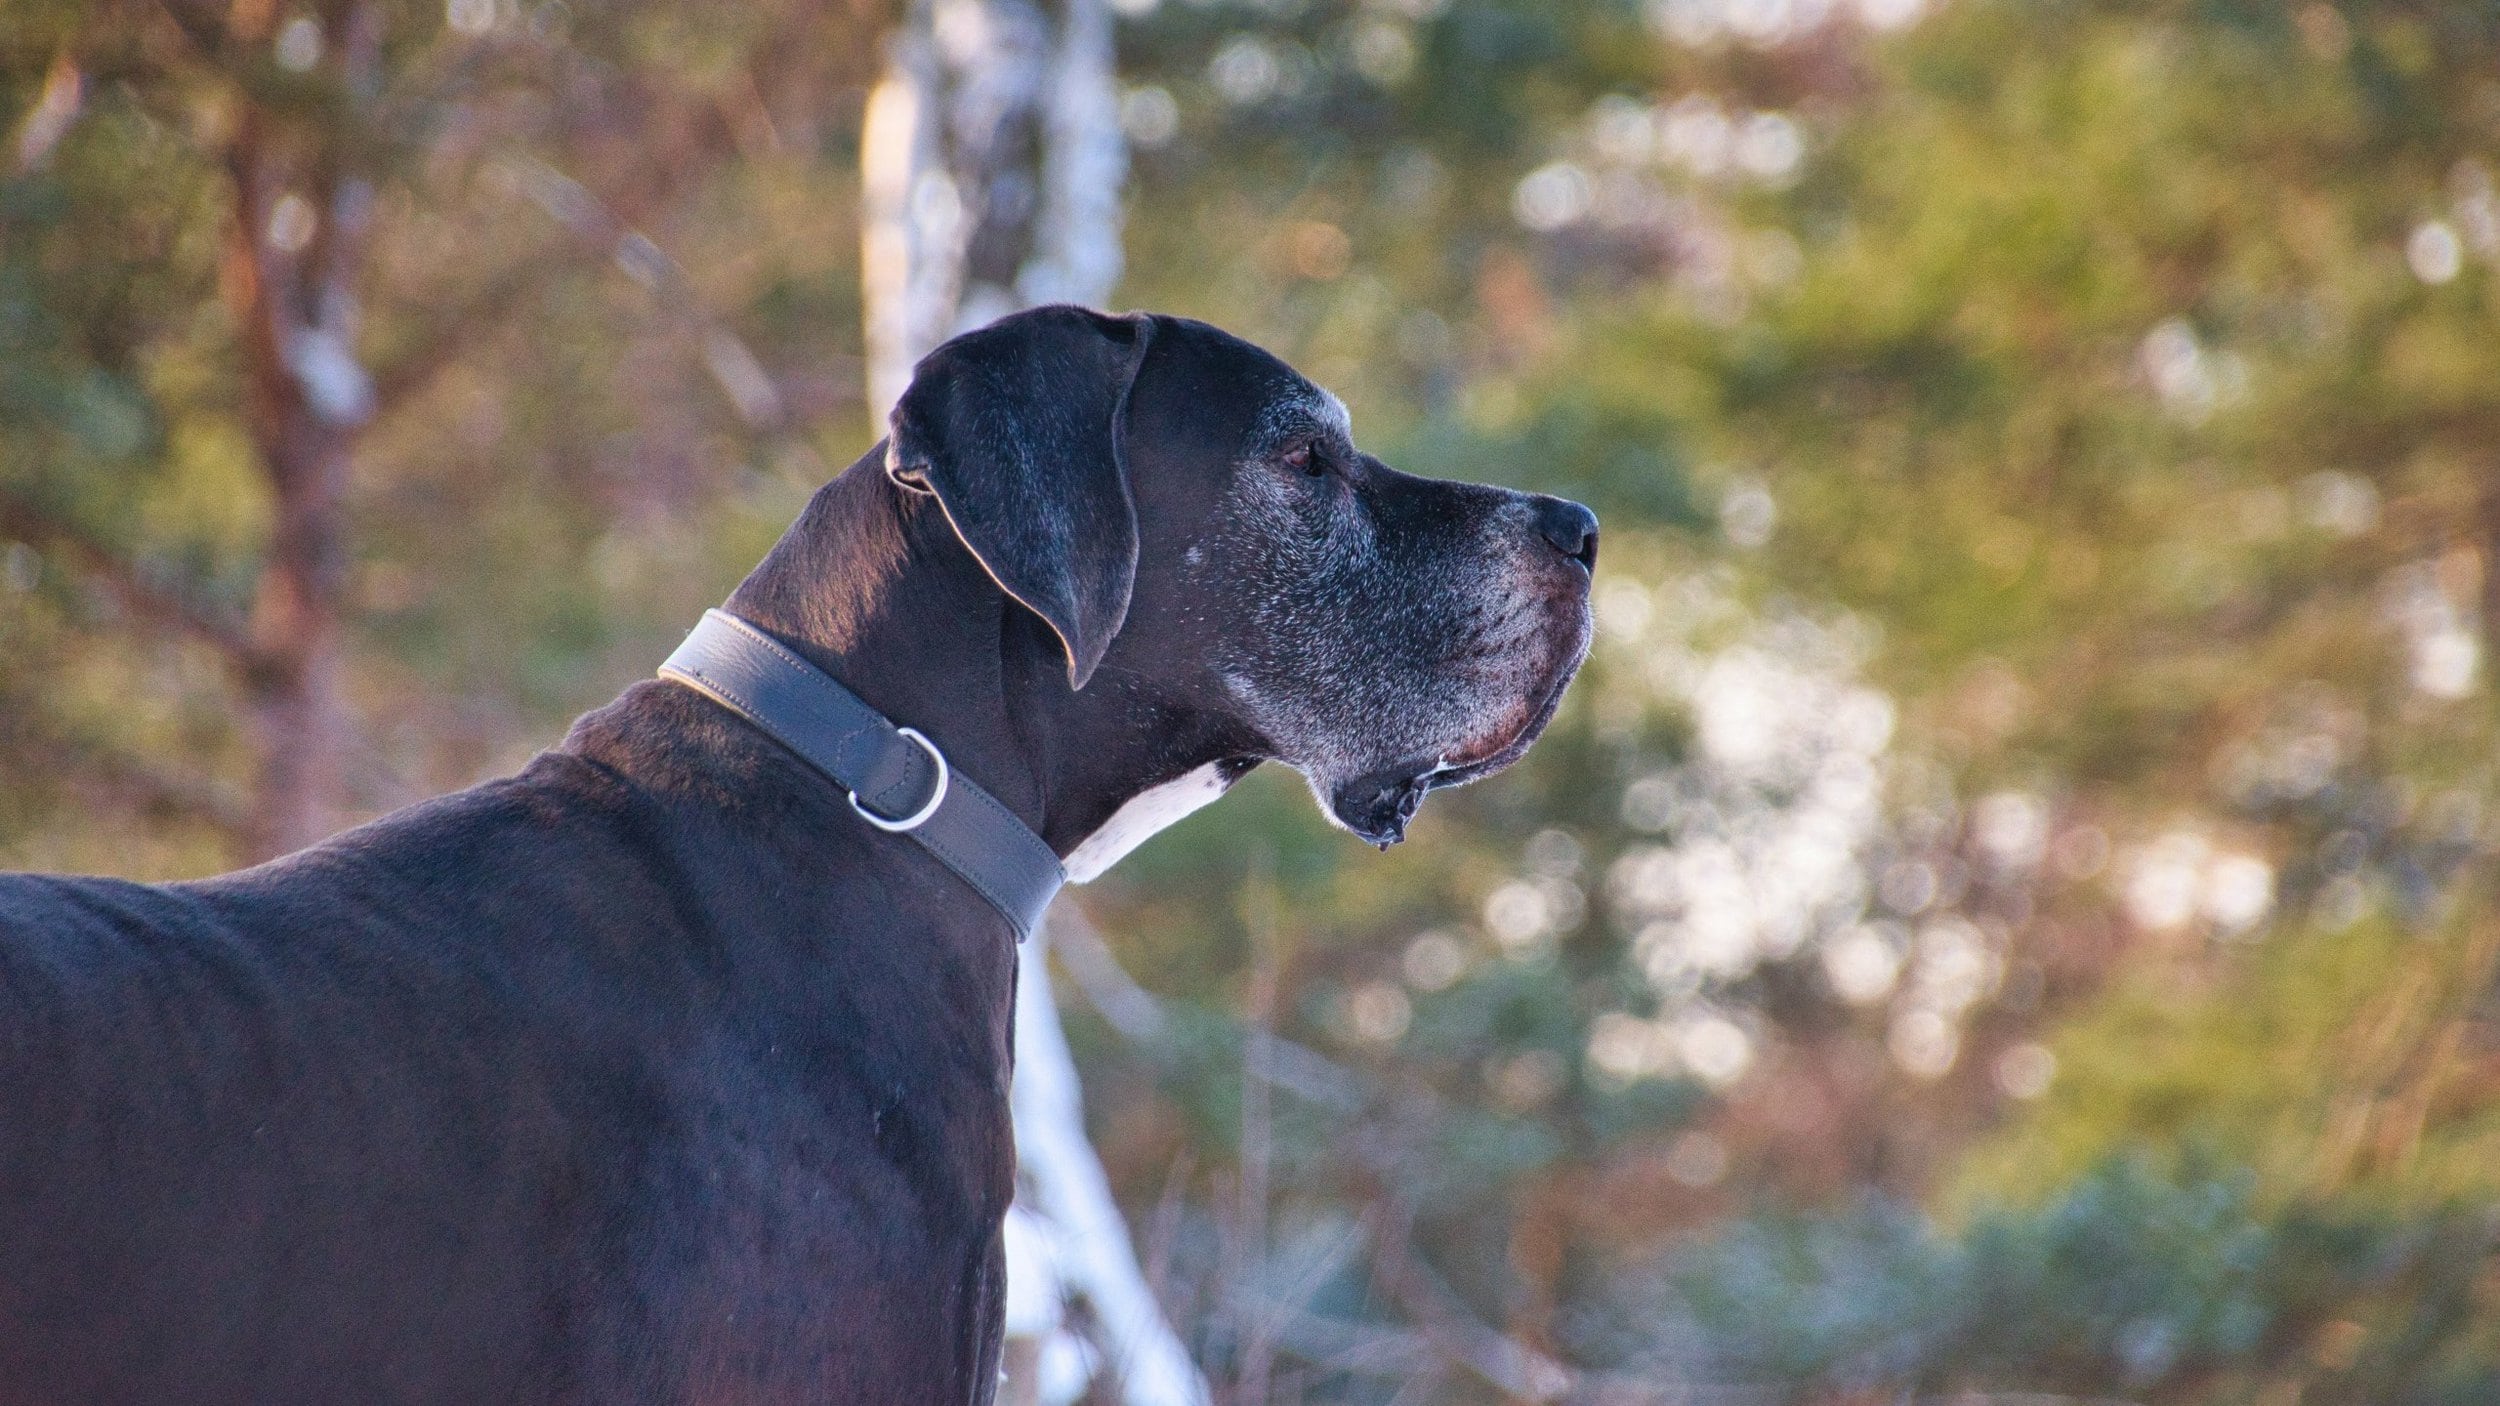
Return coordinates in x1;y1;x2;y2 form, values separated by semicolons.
1535;497;1599;571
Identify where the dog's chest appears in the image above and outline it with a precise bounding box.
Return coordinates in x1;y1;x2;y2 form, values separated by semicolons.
621;1013;1016;1401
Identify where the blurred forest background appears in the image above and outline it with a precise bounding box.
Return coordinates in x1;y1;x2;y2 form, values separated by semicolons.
10;0;2500;1400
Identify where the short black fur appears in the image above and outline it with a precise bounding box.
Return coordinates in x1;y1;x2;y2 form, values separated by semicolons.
0;307;1594;1405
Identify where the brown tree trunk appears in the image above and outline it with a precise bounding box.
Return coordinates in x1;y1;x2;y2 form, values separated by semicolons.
2480;475;2500;674
218;1;379;860
241;408;353;860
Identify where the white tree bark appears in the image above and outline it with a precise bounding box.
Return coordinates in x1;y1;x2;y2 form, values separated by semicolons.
861;5;1204;1404
859;16;949;421
862;0;1126;420
1012;930;1209;1406
1022;0;1125;312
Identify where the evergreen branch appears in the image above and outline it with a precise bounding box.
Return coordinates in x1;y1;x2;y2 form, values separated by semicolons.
0;487;255;660
367;248;586;419
1361;1196;1576;1403
58;735;252;838
499;155;787;431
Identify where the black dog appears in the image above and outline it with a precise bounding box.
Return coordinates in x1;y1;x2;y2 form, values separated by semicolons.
0;307;1594;1403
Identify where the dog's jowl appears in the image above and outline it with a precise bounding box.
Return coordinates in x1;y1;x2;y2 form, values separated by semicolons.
0;307;1594;1404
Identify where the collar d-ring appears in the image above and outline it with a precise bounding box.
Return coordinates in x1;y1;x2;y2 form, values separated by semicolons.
850;726;948;832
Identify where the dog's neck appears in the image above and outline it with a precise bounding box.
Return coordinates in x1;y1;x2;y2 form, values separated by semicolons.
720;449;1241;868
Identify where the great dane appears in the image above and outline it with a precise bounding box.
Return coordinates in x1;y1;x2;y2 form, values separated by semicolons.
0;306;1595;1403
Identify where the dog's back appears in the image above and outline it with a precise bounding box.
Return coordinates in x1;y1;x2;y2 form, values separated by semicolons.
0;767;676;1402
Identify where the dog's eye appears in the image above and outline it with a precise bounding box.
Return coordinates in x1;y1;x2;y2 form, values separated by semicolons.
1282;441;1322;476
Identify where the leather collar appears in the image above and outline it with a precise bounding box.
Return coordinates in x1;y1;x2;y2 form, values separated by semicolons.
659;609;1063;940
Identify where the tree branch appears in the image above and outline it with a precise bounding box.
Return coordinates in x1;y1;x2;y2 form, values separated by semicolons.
1053;902;1366;1109
1050;902;1577;1400
498;155;786;430
366;246;584;418
1361;1198;1576;1403
0;487;255;659
57;734;252;838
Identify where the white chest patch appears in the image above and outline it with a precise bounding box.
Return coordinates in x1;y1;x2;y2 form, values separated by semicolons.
1063;762;1233;884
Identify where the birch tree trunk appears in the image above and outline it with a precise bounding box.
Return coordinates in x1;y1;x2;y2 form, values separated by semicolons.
862;0;1125;414
862;4;1210;1402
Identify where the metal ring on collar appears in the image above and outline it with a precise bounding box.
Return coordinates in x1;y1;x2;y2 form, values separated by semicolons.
849;727;948;833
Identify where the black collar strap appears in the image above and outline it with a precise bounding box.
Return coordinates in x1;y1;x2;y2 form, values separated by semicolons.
658;609;1063;940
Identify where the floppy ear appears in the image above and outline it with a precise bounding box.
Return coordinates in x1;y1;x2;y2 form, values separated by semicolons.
887;306;1155;690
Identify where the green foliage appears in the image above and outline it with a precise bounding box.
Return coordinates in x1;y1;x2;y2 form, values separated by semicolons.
1955;906;2500;1216
13;0;2500;1398
1653;1156;2500;1404
1098;0;2500;1396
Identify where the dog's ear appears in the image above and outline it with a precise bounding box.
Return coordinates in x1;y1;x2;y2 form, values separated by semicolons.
887;306;1155;690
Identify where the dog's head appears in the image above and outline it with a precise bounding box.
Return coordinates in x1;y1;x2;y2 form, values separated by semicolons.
888;305;1595;850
